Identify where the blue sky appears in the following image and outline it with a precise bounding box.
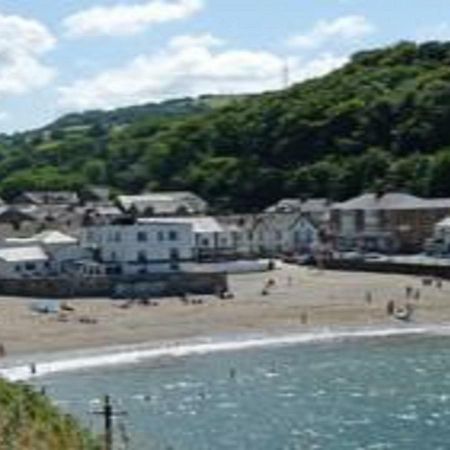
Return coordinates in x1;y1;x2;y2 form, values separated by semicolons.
0;0;449;132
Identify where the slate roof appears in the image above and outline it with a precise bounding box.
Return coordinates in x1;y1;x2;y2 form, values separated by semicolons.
13;191;79;206
118;192;208;215
265;198;329;213
333;193;450;211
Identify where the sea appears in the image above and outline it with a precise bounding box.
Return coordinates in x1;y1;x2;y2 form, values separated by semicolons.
4;326;450;450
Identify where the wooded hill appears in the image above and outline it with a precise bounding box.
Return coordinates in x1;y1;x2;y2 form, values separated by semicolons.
2;41;450;212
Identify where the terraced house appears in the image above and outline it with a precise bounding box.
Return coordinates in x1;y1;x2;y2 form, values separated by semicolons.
331;192;450;253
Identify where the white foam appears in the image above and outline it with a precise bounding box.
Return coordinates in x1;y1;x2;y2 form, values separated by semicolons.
1;325;448;382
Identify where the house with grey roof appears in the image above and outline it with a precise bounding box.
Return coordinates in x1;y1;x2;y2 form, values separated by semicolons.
117;192;208;217
216;212;321;257
12;191;80;206
265;198;330;225
331;192;450;253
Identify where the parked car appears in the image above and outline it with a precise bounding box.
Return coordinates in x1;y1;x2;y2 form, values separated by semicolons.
363;253;385;262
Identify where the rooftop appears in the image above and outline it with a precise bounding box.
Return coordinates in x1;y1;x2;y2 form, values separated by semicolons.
6;230;78;246
334;193;450;211
117;191;207;215
0;246;48;262
265;198;329;213
139;216;223;233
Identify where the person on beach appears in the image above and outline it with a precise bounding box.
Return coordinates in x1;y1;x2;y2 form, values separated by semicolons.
300;312;309;325
405;286;413;299
386;300;395;316
229;368;237;380
30;362;37;375
365;291;372;305
0;343;5;358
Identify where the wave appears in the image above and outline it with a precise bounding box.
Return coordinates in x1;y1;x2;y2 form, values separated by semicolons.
1;324;449;382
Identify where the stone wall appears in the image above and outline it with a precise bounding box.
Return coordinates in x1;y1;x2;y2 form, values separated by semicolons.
324;259;450;279
0;272;227;299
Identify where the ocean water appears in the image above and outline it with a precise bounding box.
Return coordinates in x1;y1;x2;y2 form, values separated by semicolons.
26;332;450;450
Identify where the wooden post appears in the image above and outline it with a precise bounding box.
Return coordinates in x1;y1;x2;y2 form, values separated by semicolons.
92;395;126;450
104;395;113;450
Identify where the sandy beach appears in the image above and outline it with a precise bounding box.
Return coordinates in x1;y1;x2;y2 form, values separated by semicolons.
0;264;449;357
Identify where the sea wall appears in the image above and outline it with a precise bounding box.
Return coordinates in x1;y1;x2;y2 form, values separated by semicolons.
324;259;450;279
0;272;227;299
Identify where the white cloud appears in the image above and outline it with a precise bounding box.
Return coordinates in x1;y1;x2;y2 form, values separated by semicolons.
64;0;203;38
58;33;347;111
0;14;56;95
288;15;375;49
169;33;224;49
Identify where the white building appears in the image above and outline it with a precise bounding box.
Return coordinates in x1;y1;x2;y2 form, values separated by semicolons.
81;220;194;274
0;246;49;279
140;217;236;260
5;230;85;266
216;213;320;257
0;230;87;279
250;213;319;255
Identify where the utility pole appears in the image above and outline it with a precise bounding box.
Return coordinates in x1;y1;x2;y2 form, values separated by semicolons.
92;395;126;450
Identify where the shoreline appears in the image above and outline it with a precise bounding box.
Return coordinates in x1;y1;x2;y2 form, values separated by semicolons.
2;265;450;378
2;322;448;382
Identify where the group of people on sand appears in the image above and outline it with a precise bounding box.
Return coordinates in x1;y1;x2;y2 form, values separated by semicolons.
368;276;446;322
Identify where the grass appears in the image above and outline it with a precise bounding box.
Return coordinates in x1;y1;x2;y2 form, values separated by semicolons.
0;379;101;450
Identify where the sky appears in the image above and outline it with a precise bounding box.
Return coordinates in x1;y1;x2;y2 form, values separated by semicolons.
0;0;449;133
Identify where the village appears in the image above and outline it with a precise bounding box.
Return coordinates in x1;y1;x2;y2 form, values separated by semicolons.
0;187;449;298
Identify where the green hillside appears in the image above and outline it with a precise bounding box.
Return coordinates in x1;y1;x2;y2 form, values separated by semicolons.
0;378;100;450
2;41;450;211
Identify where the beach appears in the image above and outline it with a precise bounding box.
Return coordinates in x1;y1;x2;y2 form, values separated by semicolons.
0;265;449;357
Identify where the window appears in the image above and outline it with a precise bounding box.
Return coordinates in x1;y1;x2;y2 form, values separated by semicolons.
157;231;164;242
201;238;210;247
15;265;21;272
169;230;178;241
137;250;147;263
25;263;36;271
137;231;148;242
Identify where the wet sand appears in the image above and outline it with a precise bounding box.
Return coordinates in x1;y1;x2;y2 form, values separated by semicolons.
0;265;449;356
